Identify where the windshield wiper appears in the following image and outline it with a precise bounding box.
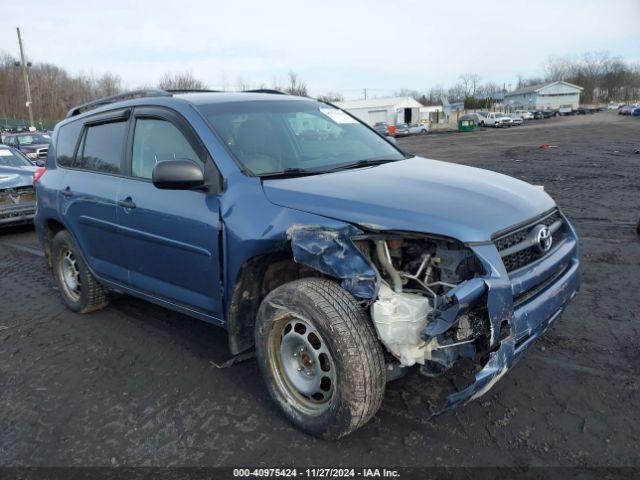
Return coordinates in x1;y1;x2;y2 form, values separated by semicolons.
322;158;400;173
258;158;403;178
257;168;323;179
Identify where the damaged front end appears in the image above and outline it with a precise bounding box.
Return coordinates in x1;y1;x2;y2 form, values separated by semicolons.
0;186;37;227
288;214;580;414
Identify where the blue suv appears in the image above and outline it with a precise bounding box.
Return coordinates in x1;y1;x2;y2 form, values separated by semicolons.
35;89;580;439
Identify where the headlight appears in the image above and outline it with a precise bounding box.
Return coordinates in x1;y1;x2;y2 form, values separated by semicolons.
26;152;38;159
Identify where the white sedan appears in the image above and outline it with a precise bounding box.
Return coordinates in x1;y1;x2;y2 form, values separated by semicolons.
514;110;534;120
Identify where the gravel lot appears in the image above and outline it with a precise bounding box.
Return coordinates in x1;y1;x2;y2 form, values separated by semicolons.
1;112;639;468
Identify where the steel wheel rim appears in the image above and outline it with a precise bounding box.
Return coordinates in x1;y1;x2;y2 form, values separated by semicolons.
268;314;336;414
59;248;81;301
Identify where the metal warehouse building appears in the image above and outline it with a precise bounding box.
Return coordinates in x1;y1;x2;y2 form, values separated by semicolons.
505;81;583;110
334;97;423;126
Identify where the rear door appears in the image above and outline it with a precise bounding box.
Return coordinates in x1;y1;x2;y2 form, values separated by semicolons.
58;110;129;283
117;107;223;317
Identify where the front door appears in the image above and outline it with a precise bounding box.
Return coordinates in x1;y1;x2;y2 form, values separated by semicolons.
117;107;223;317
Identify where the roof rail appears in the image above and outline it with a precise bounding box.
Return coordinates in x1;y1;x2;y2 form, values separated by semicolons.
244;89;286;95
164;89;222;94
66;89;171;118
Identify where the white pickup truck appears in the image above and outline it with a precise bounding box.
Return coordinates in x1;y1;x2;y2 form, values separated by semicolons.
480;112;513;127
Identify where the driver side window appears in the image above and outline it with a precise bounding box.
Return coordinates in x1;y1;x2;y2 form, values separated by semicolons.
132;118;202;179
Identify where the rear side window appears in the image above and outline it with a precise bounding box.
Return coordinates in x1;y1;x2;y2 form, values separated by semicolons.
56;121;83;167
76;121;126;174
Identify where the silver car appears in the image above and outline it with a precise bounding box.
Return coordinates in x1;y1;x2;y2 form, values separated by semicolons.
509;113;525;126
395;123;429;136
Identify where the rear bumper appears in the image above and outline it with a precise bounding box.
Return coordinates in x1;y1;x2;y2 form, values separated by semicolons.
0;202;36;226
436;219;580;412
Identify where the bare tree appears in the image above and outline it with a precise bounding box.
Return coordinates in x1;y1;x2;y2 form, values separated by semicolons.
541;51;639;102
95;72;122;97
158;70;207;90
317;91;344;103
283;71;308;97
459;73;481;97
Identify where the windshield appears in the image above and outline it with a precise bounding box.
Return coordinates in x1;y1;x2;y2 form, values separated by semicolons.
17;134;51;145
198;100;405;175
0;148;33;167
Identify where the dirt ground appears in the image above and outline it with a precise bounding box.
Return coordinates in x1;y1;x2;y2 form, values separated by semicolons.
1;112;639;468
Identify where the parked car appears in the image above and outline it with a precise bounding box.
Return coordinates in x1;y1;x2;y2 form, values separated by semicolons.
558;105;573;115
542;109;559;118
395;123;428;136
509;113;524;126
35;90;580;439
632;107;640;117
619;105;636;115
514;110;534;120
373;122;389;135
482;112;513;127
530;110;545;120
576;106;594;115
0;145;43;227
3;132;51;166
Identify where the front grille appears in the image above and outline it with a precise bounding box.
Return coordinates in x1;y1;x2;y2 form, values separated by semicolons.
494;210;567;273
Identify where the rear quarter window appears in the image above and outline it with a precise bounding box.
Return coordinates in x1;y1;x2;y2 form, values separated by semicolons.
56;121;83;167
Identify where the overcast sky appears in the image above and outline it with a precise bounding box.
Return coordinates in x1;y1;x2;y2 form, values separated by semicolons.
5;0;640;99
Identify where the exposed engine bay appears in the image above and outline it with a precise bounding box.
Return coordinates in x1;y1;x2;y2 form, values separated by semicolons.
354;236;491;374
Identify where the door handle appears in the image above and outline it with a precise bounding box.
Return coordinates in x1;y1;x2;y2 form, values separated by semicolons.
117;197;136;209
60;187;73;197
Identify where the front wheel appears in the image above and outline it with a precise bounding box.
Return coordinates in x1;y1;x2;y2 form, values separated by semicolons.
255;278;385;439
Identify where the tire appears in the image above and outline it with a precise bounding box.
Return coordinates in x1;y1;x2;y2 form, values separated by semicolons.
51;230;108;313
255;278;385;439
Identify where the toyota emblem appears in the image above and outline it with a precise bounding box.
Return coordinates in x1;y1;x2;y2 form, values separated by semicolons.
534;225;553;253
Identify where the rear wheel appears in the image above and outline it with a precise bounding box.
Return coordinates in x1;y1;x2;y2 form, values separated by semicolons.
255;278;385;439
52;230;108;313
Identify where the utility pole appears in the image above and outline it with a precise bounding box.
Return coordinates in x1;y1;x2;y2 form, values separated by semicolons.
16;27;35;131
363;88;367;100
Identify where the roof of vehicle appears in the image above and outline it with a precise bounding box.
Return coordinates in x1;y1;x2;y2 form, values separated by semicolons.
63;89;317;121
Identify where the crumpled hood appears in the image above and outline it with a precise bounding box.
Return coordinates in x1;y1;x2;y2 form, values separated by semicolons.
0;165;37;189
262;157;556;242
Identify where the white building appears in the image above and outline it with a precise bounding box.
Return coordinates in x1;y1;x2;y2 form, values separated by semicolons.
419;105;443;123
334;97;424;126
504;81;583;110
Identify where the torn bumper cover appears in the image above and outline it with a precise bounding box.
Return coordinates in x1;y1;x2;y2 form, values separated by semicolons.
432;238;580;413
288;223;580;415
288;224;378;299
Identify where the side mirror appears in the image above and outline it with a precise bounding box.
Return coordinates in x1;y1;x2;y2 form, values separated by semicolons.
385;135;397;145
152;159;204;190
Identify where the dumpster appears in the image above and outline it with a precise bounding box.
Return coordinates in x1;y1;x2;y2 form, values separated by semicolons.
458;114;477;132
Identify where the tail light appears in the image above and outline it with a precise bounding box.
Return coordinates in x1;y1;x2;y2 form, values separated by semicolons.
33;167;46;186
